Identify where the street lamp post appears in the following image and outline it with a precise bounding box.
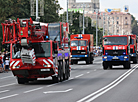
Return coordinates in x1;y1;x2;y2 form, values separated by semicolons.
36;0;38;21
96;9;98;49
103;13;105;36
67;0;68;23
82;3;85;34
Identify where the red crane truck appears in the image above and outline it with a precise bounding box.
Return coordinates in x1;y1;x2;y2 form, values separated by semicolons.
1;18;70;84
70;34;94;64
102;35;131;69
128;35;138;63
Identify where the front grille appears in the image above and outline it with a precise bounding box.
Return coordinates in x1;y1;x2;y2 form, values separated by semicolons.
72;50;86;55
130;49;133;53
105;50;126;56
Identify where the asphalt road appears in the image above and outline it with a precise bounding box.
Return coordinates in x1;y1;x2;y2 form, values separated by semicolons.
0;56;138;102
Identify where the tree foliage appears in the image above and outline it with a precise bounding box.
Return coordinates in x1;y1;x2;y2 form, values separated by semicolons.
59;11;103;45
131;15;138;35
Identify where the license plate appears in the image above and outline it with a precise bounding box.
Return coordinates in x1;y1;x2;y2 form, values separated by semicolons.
41;69;50;71
113;56;118;59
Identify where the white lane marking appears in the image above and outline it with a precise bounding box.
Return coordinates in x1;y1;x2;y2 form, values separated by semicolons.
77;65;138;102
86;68;136;102
24;87;43;93
0;76;13;79
75;74;84;78
94;69;97;71
87;72;90;74
0;94;18;100
0;83;16;88
0;90;9;94
47;83;59;87
43;88;73;94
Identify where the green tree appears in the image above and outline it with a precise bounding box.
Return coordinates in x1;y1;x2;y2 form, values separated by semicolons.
59;11;103;45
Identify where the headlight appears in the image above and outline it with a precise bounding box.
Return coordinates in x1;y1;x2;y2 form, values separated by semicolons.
12;66;20;69
131;54;134;56
85;55;87;57
103;56;107;59
43;64;51;67
70;55;72;57
124;56;128;59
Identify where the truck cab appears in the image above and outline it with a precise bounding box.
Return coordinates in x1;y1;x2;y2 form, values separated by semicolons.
70;34;94;64
102;35;131;69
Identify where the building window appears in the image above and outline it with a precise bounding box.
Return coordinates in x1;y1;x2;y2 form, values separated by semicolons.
117;21;119;24
125;17;127;19
117;30;119;33
117;17;119;19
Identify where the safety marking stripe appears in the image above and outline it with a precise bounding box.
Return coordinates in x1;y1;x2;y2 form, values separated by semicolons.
48;59;53;65
10;61;15;67
43;59;49;65
13;61;20;67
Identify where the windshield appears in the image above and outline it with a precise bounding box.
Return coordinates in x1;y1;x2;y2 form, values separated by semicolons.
48;23;60;41
104;37;127;45
71;40;86;46
12;42;51;58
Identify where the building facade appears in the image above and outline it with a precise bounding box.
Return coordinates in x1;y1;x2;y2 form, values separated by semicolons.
85;12;132;35
68;0;100;13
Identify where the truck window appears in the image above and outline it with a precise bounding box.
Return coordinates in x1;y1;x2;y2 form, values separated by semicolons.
79;40;86;46
48;23;60;41
104;37;127;45
71;41;78;46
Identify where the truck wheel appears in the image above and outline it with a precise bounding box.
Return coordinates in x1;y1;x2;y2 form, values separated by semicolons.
109;65;112;69
63;60;69;80
86;57;90;64
90;55;93;64
17;77;28;84
124;61;130;69
71;60;73;65
53;61;62;83
59;61;63;82
133;58;137;64
103;62;108;70
74;61;78;64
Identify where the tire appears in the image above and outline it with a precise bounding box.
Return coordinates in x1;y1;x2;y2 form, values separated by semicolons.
109;65;112;69
86;57;90;64
103;62;108;70
59;61;63;82
63;60;69;80
124;61;130;69
71;60;73;65
17;77;28;84
52;61;61;83
74;61;78;64
90;54;94;64
133;58;137;64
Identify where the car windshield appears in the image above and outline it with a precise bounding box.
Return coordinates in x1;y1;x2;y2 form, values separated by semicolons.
12;42;51;58
104;37;127;45
71;40;86;46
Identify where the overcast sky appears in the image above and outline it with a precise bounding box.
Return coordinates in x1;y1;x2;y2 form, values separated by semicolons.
58;0;138;20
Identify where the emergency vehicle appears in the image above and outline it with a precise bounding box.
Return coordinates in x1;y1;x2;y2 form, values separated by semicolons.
1;18;70;84
102;35;131;69
70;34;94;64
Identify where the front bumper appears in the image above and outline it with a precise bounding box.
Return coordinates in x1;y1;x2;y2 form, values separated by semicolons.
102;55;129;62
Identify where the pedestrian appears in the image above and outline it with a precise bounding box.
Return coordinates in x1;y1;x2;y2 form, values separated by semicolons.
0;55;2;73
5;57;9;73
3;51;7;72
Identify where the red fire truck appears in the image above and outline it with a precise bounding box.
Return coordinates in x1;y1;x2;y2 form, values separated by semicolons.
70;34;94;64
128;35;138;63
102;35;131;69
1;18;70;84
